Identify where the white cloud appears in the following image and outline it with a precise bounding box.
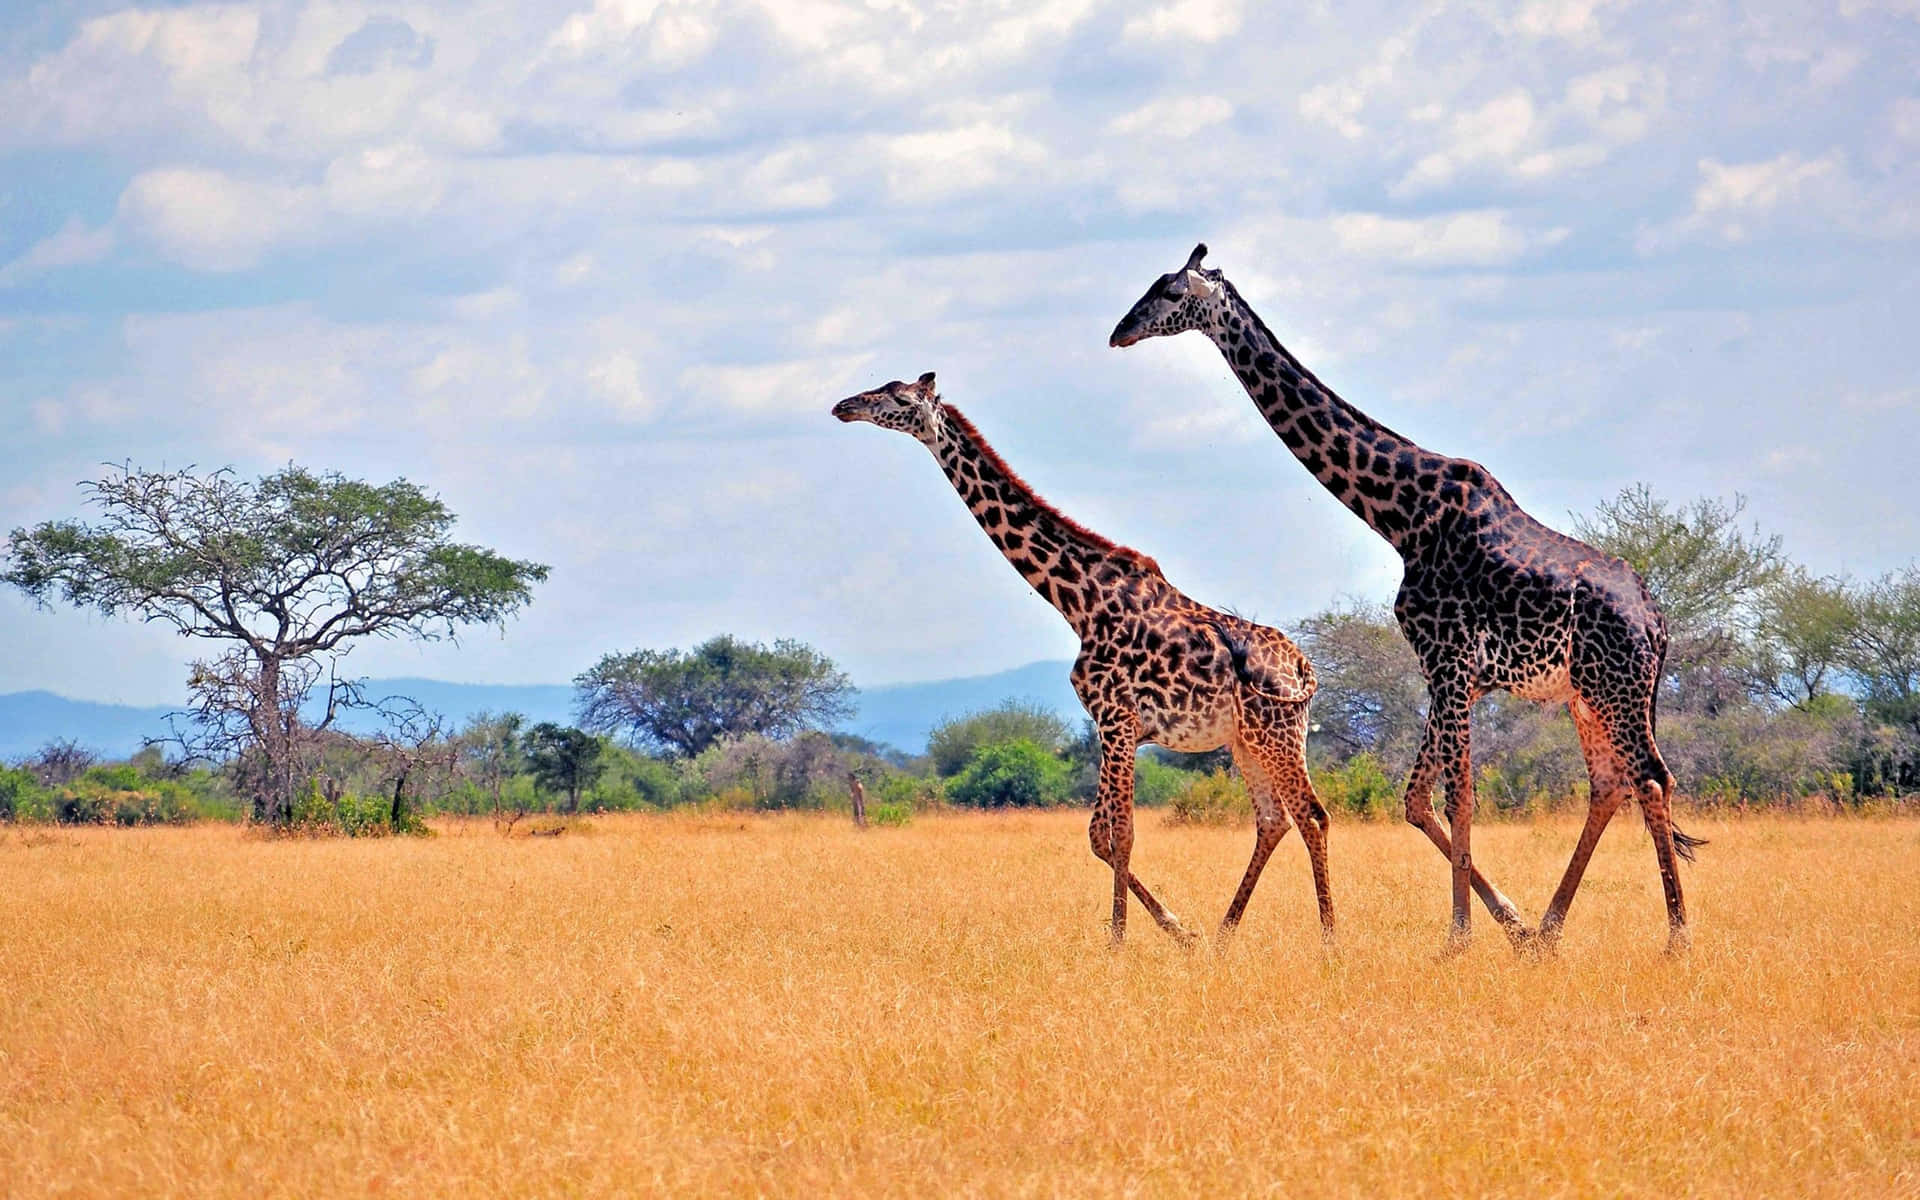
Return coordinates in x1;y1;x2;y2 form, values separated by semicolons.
1398;90;1540;193
1636;150;1871;250
452;287;525;321
1296;26;1419;140
741;147;836;211
546;0;716;67
1132;400;1257;450
882;123;1048;200
14;5;261;145
1694;152;1842;218
553;253;597;287
0;217;116;285
1327;211;1565;267
1564;63;1666;145
1107;95;1234;137
978;0;1100;57
1122;0;1243;44
321;144;447;219
587;351;657;423
116;168;324;271
678;354;877;416
1509;0;1616;40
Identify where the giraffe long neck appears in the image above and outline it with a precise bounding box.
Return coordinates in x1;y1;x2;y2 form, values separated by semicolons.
931;404;1158;631
1206;278;1453;550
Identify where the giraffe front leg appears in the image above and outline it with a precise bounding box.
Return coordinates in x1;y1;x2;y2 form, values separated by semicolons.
1443;745;1475;955
1427;678;1482;955
1089;710;1190;946
1403;694;1527;947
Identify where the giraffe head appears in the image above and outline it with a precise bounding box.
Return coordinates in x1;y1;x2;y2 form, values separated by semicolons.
832;371;943;445
1109;243;1225;348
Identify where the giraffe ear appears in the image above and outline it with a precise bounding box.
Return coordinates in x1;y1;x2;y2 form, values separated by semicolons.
1184;243;1208;271
1183;270;1216;299
916;371;936;396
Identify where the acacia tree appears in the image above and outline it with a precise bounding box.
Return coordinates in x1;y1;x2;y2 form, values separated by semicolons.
523;723;605;813
1294;600;1428;773
3;465;547;825
1573;485;1784;714
1746;566;1858;709
575;635;853;757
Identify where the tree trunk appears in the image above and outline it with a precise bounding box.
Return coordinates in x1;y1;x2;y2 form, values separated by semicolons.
255;653;286;825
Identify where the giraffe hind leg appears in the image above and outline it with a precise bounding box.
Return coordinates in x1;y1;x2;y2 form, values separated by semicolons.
1635;752;1693;954
1218;726;1297;940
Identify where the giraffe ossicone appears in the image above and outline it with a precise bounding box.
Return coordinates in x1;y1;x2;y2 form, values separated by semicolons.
834;372;1334;947
1112;244;1702;956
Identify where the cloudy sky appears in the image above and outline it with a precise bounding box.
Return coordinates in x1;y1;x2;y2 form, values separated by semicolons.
2;0;1916;706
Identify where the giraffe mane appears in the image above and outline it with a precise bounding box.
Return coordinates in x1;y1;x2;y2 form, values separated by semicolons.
940;403;1163;576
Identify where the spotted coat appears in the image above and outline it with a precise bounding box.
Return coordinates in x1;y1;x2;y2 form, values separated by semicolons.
834;372;1332;945
1111;245;1701;953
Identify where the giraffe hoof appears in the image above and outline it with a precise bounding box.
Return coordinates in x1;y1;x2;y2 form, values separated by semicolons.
1664;927;1692;957
1437;931;1471;961
1509;927;1556;961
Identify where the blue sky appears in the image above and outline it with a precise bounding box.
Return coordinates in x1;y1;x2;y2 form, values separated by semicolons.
2;0;1916;705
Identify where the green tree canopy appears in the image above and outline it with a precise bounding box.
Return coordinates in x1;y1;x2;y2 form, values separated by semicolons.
1850;564;1920;706
1294;600;1427;774
1746;566;1858;709
523;723;606;813
575;635;853;758
3;464;547;823
945;738;1072;808
926;699;1071;777
1572;484;1785;637
1573;485;1785;713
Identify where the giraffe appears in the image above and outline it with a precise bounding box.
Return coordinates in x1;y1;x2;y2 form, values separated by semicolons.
1110;245;1703;955
847;770;868;829
834;372;1331;946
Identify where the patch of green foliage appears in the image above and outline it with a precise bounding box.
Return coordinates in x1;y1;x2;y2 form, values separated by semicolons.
927;701;1070;777
1166;769;1252;826
1132;755;1193;808
287;778;427;837
946;738;1072;808
1315;753;1398;819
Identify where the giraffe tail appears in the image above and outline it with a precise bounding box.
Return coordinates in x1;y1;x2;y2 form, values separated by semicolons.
1671;826;1706;863
1210;620;1315;704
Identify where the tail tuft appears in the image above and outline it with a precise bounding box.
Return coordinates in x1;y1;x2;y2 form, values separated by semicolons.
1672;826;1707;863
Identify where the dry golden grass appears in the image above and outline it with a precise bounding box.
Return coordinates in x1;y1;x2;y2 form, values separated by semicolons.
1;810;1916;1197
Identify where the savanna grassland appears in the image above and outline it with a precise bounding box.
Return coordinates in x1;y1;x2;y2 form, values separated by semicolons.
2;811;1915;1197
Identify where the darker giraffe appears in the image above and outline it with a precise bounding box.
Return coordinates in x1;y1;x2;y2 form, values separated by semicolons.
1111;245;1703;955
834;372;1331;946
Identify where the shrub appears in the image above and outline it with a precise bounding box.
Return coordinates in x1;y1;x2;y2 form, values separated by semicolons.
587;744;683;811
0;766;49;822
286;778;425;837
870;801;912;827
1316;753;1398;819
1132;756;1194;808
946;739;1072;808
928;701;1070;777
1166;769;1252;826
871;771;942;812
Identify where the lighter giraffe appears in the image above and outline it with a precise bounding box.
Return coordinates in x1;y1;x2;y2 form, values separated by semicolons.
1111;245;1702;955
834;372;1330;945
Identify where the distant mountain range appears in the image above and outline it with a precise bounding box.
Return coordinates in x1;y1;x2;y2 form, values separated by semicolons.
0;662;1082;761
